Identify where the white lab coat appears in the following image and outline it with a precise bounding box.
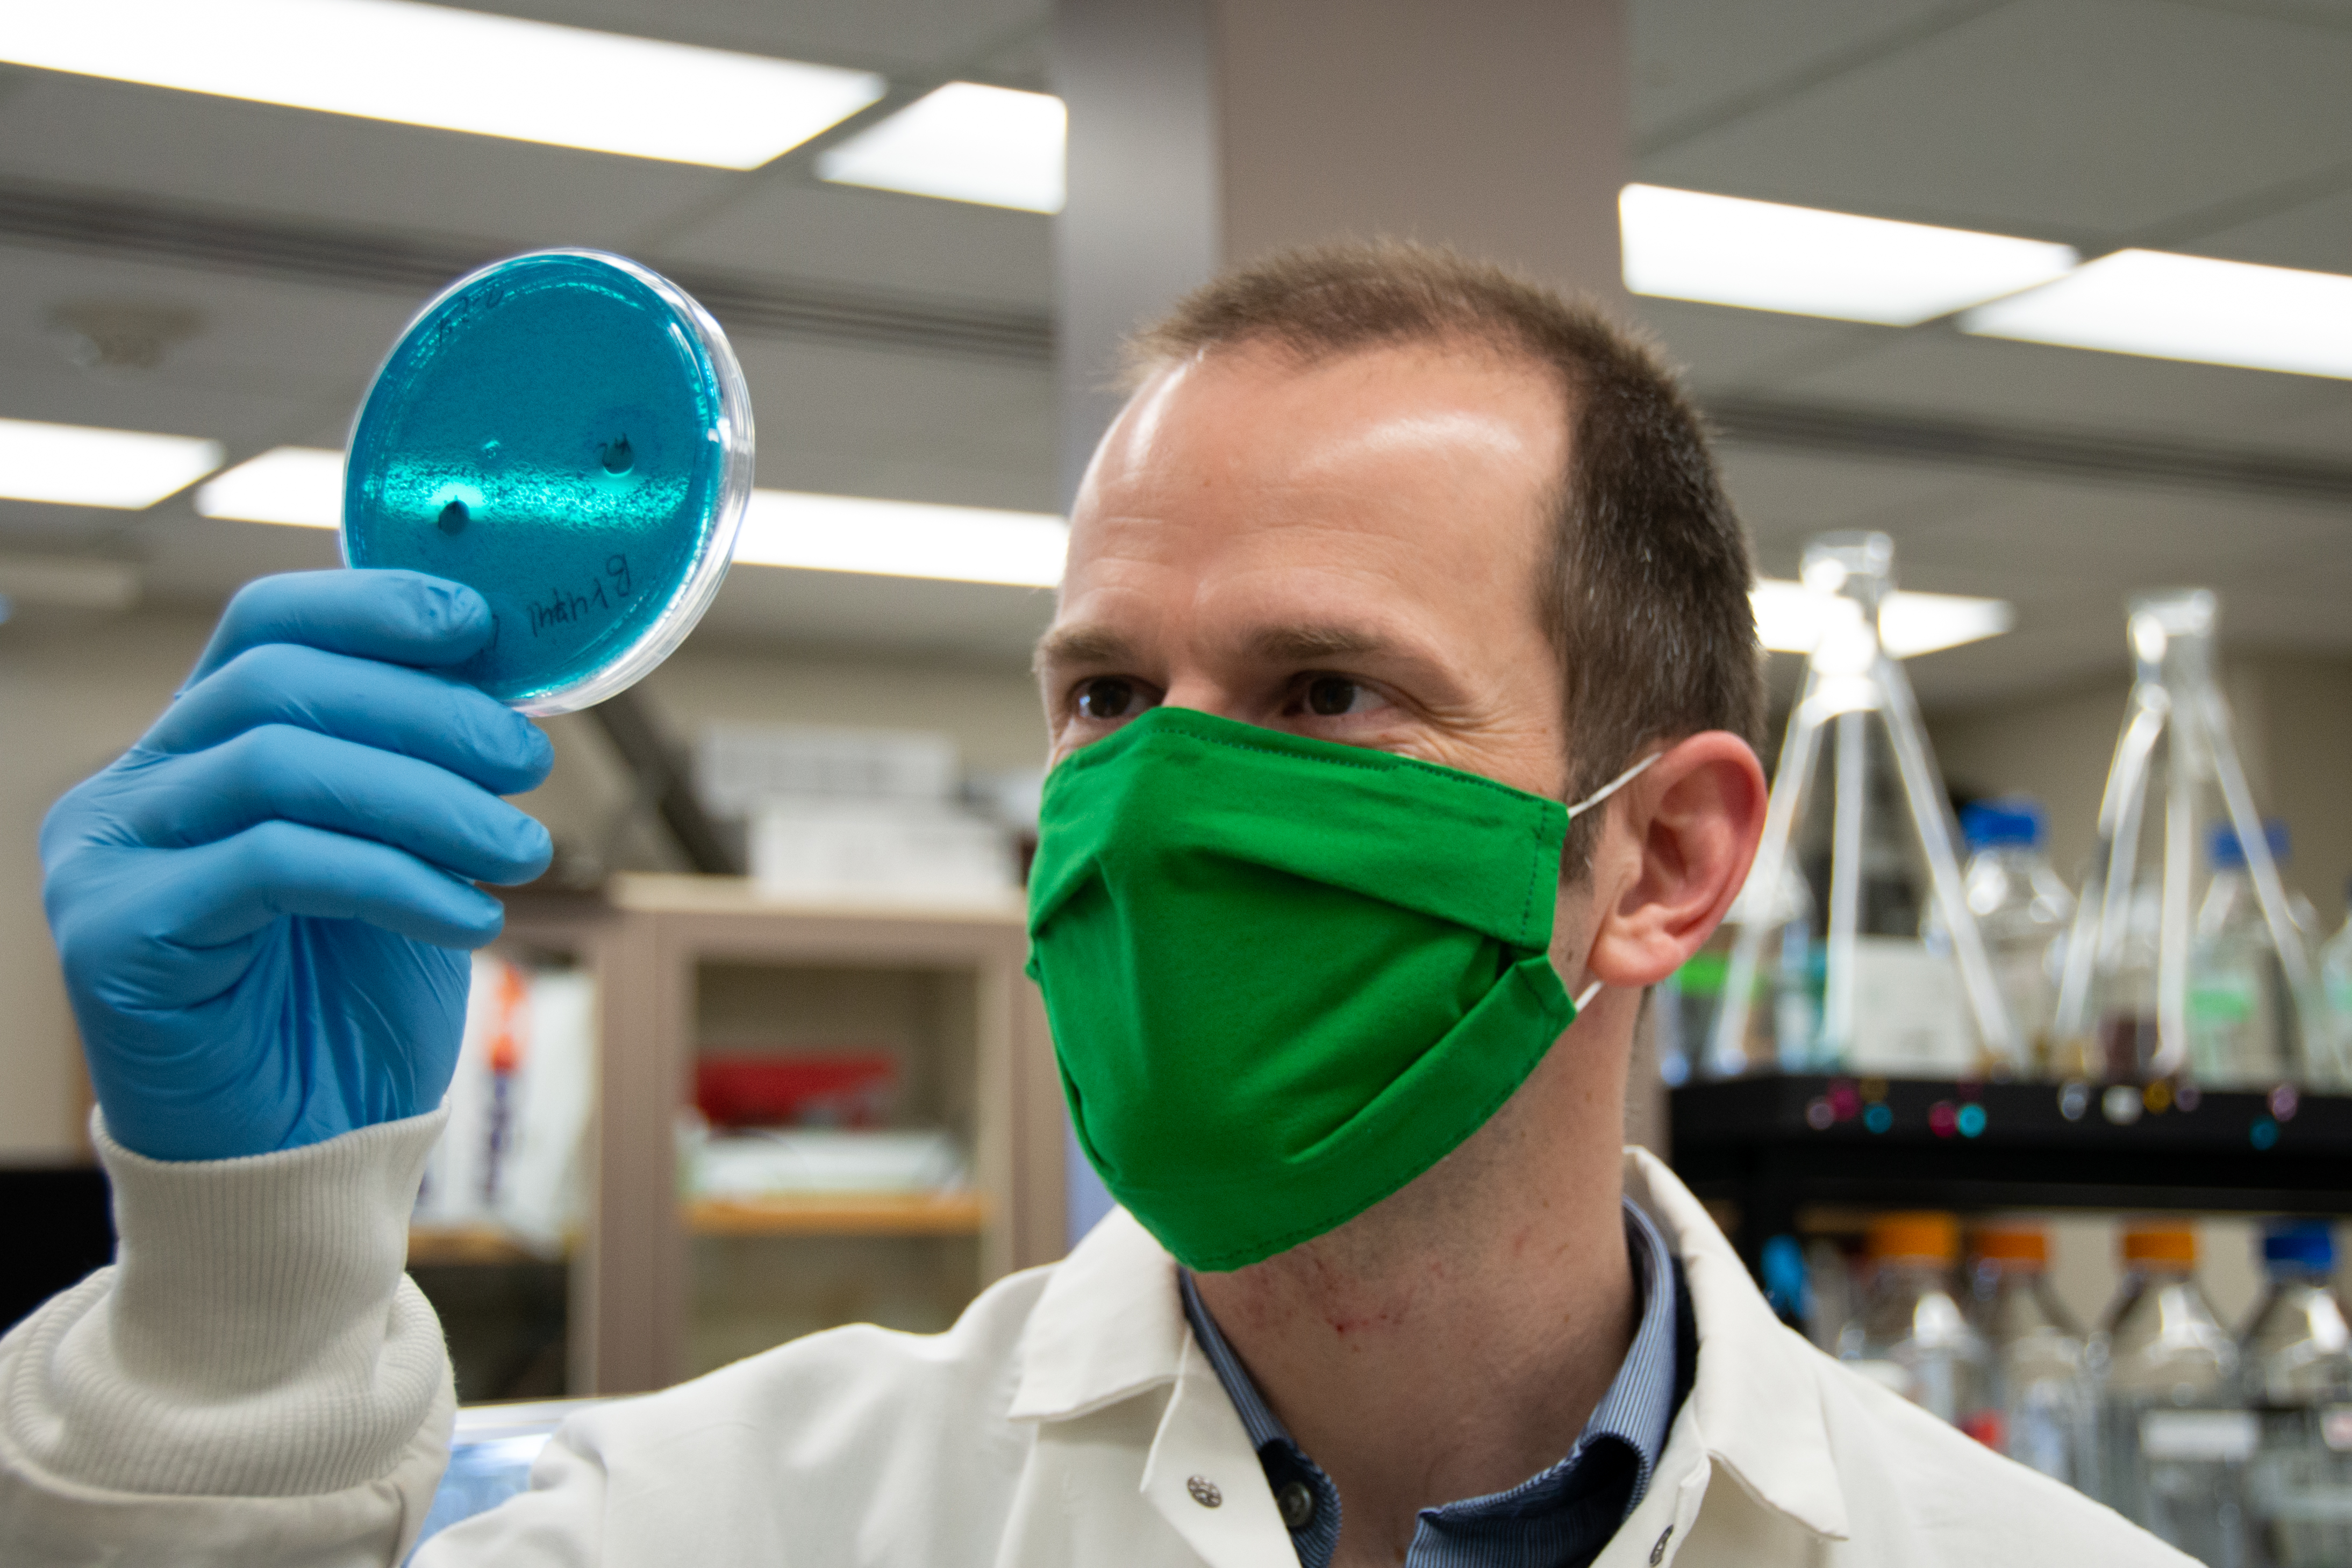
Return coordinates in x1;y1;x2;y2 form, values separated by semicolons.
0;1112;2189;1566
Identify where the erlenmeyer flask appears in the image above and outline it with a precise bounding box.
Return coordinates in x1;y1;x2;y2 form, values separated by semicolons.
1710;533;2019;1077
2051;591;2336;1087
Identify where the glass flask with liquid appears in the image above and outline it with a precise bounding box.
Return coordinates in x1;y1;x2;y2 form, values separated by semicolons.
1711;534;2018;1077
2241;1221;2352;1568
2101;1220;2250;1565
1970;1223;2098;1491
1839;1212;1991;1428
2054;591;2336;1090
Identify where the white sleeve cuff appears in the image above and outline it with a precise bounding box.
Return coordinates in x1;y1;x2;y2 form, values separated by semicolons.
1;1107;453;1500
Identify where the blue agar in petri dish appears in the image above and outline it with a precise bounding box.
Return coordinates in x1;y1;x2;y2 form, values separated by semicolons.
344;250;753;715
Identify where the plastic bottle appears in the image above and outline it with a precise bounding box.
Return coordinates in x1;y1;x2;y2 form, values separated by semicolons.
2189;821;2317;1089
1953;799;2074;1076
2319;889;2352;1089
1970;1223;2098;1490
1838;1213;1990;1427
1687;860;1817;1078
2241;1221;2352;1568
2101;1220;2250;1565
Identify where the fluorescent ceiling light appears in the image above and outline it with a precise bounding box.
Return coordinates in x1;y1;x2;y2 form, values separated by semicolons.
3;0;883;169
1620;184;2078;326
197;446;344;527
0;417;221;509
1753;579;2013;659
200;459;1072;588
1962;249;2352;380
817;83;1066;213
737;492;1067;586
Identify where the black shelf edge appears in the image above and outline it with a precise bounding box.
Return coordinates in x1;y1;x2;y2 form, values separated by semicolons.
1667;1075;2352;1265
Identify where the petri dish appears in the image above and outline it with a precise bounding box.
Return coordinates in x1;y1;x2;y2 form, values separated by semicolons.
344;249;753;715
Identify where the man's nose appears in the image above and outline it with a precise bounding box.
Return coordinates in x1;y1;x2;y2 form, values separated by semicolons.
1157;674;1253;726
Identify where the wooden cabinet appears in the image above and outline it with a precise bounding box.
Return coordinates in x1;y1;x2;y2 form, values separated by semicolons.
494;874;1065;1395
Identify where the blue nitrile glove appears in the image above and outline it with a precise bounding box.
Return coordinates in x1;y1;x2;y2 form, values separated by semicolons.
41;570;554;1161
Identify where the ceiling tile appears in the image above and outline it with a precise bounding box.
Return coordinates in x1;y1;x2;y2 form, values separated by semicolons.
1634;296;1889;391
1635;0;2352;242
1774;328;2351;450
0;245;423;406
654;180;1052;310
2181;182;2352;271
1712;446;1984;564
1631;0;1961;144
734;336;1057;513
1891;474;2346;584
0;346;316;450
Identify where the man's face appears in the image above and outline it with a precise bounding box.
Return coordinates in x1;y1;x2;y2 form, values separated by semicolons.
1037;340;1571;804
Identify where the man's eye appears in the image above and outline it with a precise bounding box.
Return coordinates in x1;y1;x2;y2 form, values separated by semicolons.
1075;677;1137;721
1305;676;1364;717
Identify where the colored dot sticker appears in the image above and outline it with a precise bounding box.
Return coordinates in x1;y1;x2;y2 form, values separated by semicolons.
344;250;753;714
1955;1102;1988;1138
1863;1103;1895;1134
2251;1117;2282;1150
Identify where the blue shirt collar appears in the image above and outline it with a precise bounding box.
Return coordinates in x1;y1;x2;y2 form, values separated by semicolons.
1178;1198;1686;1568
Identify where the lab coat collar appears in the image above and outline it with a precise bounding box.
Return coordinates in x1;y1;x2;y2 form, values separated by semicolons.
1007;1151;1851;1547
1624;1146;1852;1543
1008;1205;1189;1421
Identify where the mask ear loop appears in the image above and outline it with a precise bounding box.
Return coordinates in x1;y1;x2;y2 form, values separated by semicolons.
1565;750;1661;818
1562;750;1664;1016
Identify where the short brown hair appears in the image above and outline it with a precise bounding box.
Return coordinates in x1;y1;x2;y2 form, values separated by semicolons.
1126;240;1765;868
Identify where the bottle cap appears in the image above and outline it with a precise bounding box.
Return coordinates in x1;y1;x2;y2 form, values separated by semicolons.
1971;1224;2049;1269
2208;819;2291;872
1868;1212;1958;1263
1960;798;2045;852
344;249;753;716
2121;1221;2198;1268
2262;1220;2336;1273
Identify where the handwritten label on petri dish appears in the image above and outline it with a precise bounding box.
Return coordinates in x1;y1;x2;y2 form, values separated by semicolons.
528;556;635;638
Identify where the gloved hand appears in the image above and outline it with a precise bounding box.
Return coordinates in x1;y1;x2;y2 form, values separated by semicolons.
41;570;554;1161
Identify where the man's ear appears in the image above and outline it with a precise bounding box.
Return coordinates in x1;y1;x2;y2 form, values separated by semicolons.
1584;731;1768;989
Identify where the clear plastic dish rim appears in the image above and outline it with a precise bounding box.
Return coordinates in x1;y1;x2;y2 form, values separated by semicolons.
340;247;756;718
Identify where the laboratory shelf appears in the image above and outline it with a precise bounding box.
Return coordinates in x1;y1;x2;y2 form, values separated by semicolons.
1669;1072;2352;1268
408;1225;546;1267
684;1192;988;1237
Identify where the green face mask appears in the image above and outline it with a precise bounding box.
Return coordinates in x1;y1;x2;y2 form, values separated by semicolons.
1026;706;1652;1272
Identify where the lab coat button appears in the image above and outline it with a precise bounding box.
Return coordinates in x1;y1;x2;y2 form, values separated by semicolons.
1276;1480;1316;1528
1186;1475;1224;1508
1649;1523;1674;1564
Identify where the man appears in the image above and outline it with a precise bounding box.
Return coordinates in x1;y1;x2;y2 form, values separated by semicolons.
6;244;2180;1566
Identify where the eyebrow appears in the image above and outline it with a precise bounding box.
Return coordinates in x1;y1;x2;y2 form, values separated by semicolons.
1033;620;1399;675
1033;623;1134;674
1245;624;1389;663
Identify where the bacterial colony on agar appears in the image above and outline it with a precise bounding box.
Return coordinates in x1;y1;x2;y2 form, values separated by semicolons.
342;249;754;715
